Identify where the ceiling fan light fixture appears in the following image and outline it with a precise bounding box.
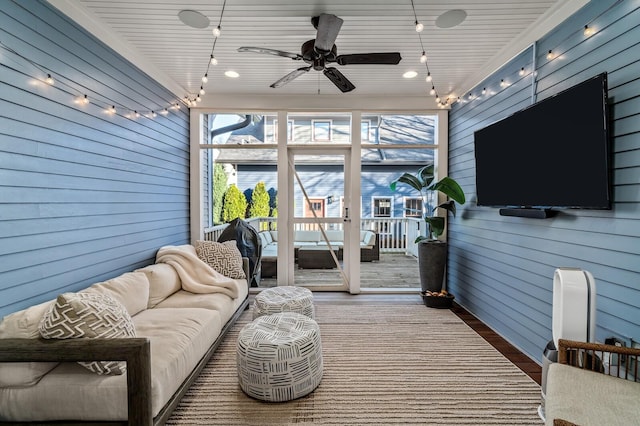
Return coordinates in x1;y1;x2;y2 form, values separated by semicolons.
224;70;239;78
403;70;418;79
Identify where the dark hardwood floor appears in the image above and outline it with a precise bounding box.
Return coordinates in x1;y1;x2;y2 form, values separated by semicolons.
249;291;542;385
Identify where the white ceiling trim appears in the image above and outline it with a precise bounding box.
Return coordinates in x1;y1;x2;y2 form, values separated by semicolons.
46;0;187;99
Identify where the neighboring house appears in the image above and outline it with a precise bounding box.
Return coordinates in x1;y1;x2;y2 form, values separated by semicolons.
208;114;436;221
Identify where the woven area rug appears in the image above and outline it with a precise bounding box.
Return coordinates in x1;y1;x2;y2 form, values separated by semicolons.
166;303;542;425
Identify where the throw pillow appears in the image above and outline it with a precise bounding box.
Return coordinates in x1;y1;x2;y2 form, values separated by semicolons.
195;240;246;279
39;292;136;375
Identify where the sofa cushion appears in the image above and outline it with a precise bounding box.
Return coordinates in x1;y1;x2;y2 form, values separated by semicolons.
39;292;136;376
295;230;320;242
135;263;182;308
260;231;273;245
0;308;222;422
323;230;344;243
0;300;58;387
361;231;376;247
270;230;278;242
85;272;150;316
195;240;246;279
545;363;640;426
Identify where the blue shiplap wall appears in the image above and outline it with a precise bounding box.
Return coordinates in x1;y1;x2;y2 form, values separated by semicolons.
448;0;640;361
0;1;190;317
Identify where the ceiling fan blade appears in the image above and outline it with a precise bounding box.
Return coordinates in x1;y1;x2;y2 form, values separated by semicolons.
270;67;312;88
335;52;402;66
323;67;355;93
314;14;343;54
238;46;302;60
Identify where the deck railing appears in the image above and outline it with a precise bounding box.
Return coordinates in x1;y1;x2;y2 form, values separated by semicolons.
204;217;424;256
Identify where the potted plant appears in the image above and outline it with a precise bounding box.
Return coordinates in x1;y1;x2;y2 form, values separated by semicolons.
390;165;466;308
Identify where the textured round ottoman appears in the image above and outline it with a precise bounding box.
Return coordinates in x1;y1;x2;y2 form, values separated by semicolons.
252;286;314;319
237;312;323;402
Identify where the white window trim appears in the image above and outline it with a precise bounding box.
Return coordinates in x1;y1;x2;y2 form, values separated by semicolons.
274;119;294;142
312;119;332;142
361;119;371;142
371;196;394;218
403;196;423;218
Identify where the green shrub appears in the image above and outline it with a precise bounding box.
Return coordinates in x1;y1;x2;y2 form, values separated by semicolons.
249;182;270;218
212;163;227;225
222;184;247;223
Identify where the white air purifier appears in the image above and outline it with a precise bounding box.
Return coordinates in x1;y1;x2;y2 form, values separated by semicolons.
539;267;596;421
552;267;596;347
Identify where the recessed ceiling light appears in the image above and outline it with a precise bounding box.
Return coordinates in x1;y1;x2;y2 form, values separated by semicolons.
225;70;240;78
178;10;210;29
403;71;418;79
436;9;467;29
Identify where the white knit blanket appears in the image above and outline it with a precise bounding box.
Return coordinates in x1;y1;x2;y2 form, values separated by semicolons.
156;245;239;298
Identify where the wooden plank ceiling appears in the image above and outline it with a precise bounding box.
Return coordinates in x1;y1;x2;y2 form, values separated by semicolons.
49;0;586;104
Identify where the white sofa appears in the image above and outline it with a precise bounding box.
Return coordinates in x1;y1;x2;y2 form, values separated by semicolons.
0;244;249;425
259;229;379;277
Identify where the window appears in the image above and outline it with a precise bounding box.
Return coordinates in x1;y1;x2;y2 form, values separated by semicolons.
404;197;423;218
312;120;332;141
304;198;325;218
361;120;371;141
271;119;294;142
372;197;392;217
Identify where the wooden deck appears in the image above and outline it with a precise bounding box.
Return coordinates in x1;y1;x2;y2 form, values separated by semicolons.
257;253;420;289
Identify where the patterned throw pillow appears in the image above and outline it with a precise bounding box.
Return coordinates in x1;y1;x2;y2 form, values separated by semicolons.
195;240;246;279
39;292;136;375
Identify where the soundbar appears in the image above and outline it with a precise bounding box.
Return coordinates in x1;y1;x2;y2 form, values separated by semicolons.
499;208;555;219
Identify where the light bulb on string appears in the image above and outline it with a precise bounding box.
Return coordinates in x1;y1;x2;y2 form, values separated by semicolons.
199;86;205;95
435;95;440;103
135;111;140;118
425;72;432;82
584;25;594;36
212;25;221;37
106;105;116;114
160;108;169;115
429;86;435;96
481;87;486;95
420;51;427;63
500;79;505;87
415;21;424;32
210;55;218;65
196;95;202;103
519;67;525;76
202;74;208;83
45;74;54;85
546;50;554;60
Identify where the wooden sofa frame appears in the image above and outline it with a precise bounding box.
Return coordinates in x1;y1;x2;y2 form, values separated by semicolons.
0;260;251;426
558;338;640;380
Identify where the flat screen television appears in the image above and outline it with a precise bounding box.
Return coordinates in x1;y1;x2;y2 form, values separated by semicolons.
473;73;611;215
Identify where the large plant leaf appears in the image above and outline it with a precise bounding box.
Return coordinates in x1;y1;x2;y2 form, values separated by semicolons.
437;200;457;217
431;177;466;204
425;216;445;238
390;173;424;192
417;165;435;187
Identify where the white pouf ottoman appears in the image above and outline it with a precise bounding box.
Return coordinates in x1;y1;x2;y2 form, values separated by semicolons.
252;286;314;319
237;312;323;402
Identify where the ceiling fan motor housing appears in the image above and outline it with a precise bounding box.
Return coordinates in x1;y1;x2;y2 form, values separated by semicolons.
301;39;337;63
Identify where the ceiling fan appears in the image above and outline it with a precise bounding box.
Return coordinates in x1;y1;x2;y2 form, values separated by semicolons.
238;13;402;93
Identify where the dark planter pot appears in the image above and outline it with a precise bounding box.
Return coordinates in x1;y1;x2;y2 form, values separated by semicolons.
418;240;447;293
422;293;455;309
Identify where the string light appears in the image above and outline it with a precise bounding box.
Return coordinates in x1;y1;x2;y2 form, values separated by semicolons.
212;25;221;37
546;50;554;60
410;0;449;106
210;55;218;65
583;25;594;36
519;67;526;76
45;74;54;85
200;86;205;95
